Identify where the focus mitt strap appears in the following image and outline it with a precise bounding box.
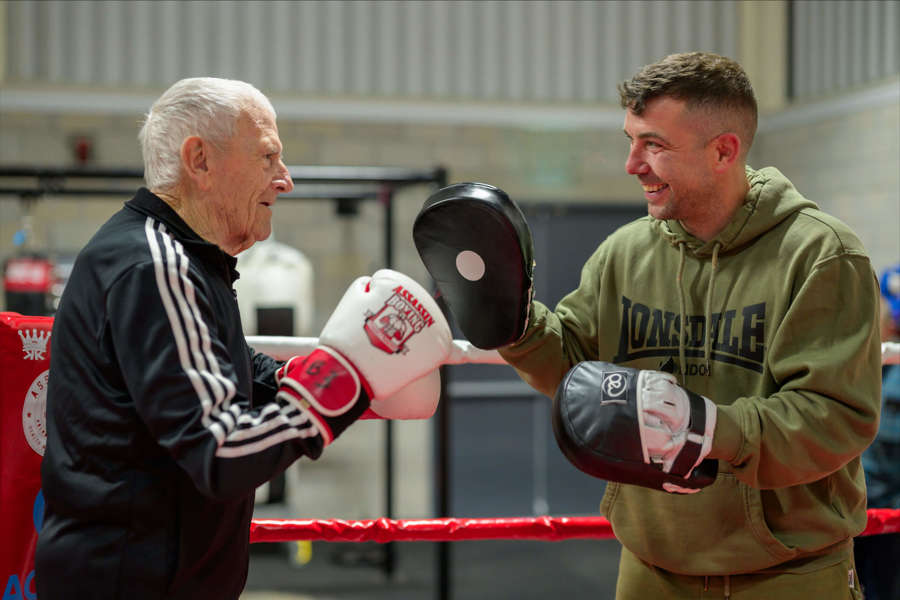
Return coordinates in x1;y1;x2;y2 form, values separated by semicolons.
413;182;534;349
552;361;717;493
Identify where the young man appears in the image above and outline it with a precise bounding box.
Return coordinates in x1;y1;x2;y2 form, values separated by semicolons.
418;52;882;599
35;77;452;599
507;51;881;600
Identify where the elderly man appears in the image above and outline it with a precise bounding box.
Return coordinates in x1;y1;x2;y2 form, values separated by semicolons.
35;77;452;599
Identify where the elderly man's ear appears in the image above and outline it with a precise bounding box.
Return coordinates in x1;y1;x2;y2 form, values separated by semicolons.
181;136;214;191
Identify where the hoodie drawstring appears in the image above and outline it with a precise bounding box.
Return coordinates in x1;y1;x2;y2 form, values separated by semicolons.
704;242;721;374
676;242;688;384
676;241;722;381
702;574;731;599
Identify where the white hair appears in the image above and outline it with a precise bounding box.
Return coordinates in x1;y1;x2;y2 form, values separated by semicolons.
138;77;276;190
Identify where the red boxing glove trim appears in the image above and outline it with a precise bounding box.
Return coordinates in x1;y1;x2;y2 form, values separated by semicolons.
280;347;361;417
359;408;381;420
275;355;303;386
276;347;370;447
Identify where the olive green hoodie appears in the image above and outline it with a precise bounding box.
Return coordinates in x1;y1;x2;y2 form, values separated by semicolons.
500;166;882;575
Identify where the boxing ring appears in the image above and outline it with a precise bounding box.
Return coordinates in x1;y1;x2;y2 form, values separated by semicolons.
2;312;899;599
249;511;900;544
3;166;900;598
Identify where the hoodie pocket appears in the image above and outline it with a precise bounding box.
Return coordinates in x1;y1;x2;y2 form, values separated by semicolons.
740;474;799;564
601;471;798;575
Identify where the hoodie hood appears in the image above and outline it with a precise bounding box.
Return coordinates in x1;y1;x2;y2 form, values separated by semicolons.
650;166;820;381
654;166;820;257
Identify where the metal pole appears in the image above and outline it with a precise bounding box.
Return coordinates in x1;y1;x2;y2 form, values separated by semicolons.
431;170;450;600
381;185;396;580
435;361;451;600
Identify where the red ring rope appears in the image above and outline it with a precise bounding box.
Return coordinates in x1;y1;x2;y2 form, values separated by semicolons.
250;509;900;544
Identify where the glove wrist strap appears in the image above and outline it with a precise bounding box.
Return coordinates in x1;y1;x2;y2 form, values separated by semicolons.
668;389;707;477
277;348;371;446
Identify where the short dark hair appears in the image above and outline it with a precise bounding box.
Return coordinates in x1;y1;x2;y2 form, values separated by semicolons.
618;52;758;150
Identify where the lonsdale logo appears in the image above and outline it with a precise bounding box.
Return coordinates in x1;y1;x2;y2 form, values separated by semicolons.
613;296;766;373
364;285;435;354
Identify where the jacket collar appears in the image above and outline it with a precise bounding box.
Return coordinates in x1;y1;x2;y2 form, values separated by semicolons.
126;188;239;282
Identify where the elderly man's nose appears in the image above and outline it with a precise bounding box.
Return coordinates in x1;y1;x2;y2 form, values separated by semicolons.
275;162;293;193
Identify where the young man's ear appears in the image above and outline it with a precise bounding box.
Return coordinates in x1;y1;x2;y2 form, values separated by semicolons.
711;133;741;172
181;136;213;190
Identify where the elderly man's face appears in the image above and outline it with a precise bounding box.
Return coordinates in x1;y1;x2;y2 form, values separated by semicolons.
208;103;293;254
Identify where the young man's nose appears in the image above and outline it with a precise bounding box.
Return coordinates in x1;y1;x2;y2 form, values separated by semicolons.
625;148;648;175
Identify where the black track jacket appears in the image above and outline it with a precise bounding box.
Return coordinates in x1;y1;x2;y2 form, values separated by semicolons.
36;189;327;599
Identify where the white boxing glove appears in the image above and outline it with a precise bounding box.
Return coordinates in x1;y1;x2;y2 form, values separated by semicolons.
320;269;453;399
359;368;441;420
637;370;717;480
276;270;451;445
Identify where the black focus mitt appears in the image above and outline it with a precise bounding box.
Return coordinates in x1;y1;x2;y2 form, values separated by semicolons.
552;361;718;493
413;182;534;350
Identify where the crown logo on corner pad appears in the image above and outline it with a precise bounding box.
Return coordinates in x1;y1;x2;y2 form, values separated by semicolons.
19;329;51;360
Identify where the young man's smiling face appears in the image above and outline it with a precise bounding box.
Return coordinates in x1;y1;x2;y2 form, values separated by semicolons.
623;96;722;230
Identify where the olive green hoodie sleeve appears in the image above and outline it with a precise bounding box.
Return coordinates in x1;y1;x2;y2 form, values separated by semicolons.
498;244;608;397
711;251;882;489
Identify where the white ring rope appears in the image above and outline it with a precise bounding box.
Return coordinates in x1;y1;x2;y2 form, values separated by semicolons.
246;335;506;364
884;341;900;365
248;336;900;366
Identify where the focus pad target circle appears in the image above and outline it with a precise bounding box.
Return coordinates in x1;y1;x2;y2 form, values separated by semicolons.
456;250;486;281
413;182;534;349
